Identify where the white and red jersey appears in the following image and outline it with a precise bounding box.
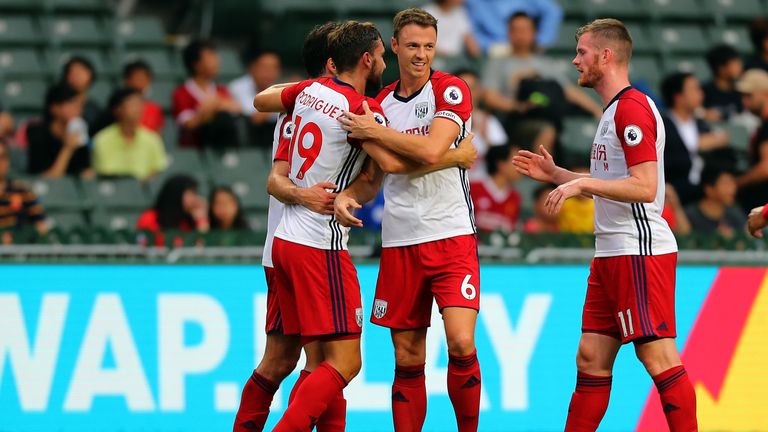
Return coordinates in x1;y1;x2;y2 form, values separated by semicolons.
590;86;677;257
262;113;291;268
376;70;475;247
274;77;384;250
469;177;521;232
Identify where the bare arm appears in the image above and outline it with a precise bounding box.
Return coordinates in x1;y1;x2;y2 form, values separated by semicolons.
253;84;294;113
513;145;588;185
43;133;80;178
334;157;386;228
408;133;477;177
698;130;729;151
339;101;461;164
483;89;517;112
545;161;658;214
737;141;768;187
266;160;337;215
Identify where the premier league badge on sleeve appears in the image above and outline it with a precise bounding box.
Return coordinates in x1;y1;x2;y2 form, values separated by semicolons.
444;86;463;105
373;299;388;319
373;112;386;125
623;124;643;146
282;121;295;139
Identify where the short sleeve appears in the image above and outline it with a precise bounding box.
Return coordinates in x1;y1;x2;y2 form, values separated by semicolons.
280;80;314;113
433;75;472;127
614;97;657;167
274;115;293;162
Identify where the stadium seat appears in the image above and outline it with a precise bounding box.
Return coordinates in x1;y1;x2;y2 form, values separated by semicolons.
627;25;655;55
83;178;150;210
211;170;270;210
146;172;210;202
46;16;108;47
121;49;178;79
582;0;650;19
515;176;540;215
663;56;712;82
3;79;47;112
629;56;662;91
162;115;178;148
90;209;142;231
46;211;86;230
708;26;752;54
652;24;709;54
7;145;27;176
209;148;270;177
0;49;46;78
26;176;83;211
47;0;109;12
562;117;597;159
647;0;707;20
559;0;584;20
146;79;177;112
705;0;765;22
115;16;167;48
0;0;43;11
0;15;43;46
89;79;113;106
247;211;269;232
261;0;334;14
726;123;750;152
165;149;207;175
217;47;243;82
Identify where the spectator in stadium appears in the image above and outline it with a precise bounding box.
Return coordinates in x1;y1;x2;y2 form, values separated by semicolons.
556;166;594;233
662;184;691;235
61;56;103;136
746;17;768;72
661;72;730;206
0;141;47;241
523;183;559;233
93;88;168;181
172;39;242;149
422;0;481;58
454;68;508;177
464;0;562;53
228;49;282;147
0;99;14;141
685;165;745;237
747;202;768;237
735;69;768;212
123;60;165;133
470;144;522;232
702;44;744;122
26;83;92;178
208;186;249;231
137;174;209;233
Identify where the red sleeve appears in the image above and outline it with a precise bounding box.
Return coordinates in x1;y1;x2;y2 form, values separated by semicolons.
348;97;388;148
274;115;292;162
614;96;658;167
171;86;197;123
280;79;314;113
433;75;472;126
216;85;231;98
762;204;768;220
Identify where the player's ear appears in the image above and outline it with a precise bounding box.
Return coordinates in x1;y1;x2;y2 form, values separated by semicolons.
326;58;337;76
391;36;397;52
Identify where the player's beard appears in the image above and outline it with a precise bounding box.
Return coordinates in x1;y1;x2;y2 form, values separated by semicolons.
366;61;383;93
578;54;603;88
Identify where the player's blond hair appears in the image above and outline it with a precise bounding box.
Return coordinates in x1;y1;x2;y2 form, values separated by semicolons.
392;8;438;40
576;18;633;64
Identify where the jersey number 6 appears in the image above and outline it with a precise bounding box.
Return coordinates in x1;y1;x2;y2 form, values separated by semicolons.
289;114;323;180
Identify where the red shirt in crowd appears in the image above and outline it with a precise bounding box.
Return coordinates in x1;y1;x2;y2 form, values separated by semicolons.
171;79;232;148
140;100;165;133
470;177;521;232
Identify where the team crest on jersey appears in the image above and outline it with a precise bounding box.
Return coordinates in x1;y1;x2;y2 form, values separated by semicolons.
373;112;386;125
373;299;388;319
356;308;363;327
415;102;429;119
443;86;463;105
623;124;643;146
282;121;295;139
600;121;609;137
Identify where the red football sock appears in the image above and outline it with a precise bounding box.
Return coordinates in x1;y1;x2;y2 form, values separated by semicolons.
391;363;426;431
564;372;612;432
316;391;347;432
447;350;481;432
233;370;279;431
288;369;310;406
653;366;698;432
272;362;347;432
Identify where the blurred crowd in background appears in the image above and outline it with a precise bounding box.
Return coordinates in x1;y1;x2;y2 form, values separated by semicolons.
0;0;766;245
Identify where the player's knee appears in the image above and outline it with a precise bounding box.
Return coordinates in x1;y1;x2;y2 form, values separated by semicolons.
634;340;681;376
446;332;475;357
394;342;426;366
575;340;609;374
